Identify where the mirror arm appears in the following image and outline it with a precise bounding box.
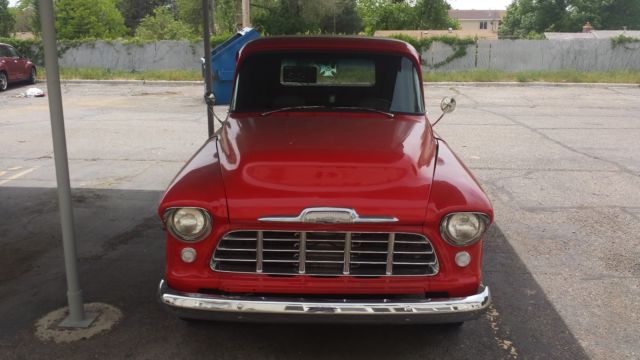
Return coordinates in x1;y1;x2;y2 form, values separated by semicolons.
431;112;446;127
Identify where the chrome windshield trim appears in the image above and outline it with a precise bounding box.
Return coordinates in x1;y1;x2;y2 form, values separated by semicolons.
159;280;490;323
258;207;398;224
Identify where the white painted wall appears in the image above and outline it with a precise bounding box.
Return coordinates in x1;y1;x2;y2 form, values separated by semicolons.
423;39;640;72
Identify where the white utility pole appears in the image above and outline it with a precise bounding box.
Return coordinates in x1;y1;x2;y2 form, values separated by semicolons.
38;0;98;328
242;0;250;27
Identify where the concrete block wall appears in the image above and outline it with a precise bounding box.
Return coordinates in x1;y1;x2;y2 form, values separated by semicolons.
57;40;204;71
424;39;640;72
35;38;640;73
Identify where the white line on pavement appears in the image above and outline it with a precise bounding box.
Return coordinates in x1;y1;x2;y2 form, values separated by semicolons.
0;167;38;186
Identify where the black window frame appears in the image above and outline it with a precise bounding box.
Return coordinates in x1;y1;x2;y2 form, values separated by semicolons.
231;51;426;116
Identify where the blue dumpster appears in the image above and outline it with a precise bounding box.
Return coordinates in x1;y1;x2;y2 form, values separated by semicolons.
202;27;260;105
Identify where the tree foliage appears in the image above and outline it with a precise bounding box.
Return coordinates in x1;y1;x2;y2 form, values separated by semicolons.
10;4;33;33
414;0;456;30
499;0;640;39
13;0;40;35
252;0;314;34
358;0;415;34
215;0;238;34
135;6;195;40
0;0;15;37
175;0;204;33
357;0;457;35
118;0;169;34
571;0;640;30
318;0;363;34
252;0;362;35
55;0;127;39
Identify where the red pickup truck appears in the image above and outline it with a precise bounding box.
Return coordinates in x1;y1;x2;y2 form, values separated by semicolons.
157;36;493;325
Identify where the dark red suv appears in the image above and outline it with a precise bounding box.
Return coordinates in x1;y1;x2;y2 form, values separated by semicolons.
0;43;36;92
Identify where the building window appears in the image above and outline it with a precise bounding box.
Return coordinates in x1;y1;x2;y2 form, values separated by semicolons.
480;21;488;30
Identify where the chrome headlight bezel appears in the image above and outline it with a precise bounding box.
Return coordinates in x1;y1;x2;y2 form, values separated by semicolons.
440;212;490;247
164;207;212;242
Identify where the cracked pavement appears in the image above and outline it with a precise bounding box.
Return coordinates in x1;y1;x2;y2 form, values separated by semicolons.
431;83;640;359
1;81;638;359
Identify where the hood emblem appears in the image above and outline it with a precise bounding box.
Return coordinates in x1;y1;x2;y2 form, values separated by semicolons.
259;207;398;224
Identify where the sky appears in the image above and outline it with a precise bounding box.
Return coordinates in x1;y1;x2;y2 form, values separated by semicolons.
8;0;513;10
448;0;512;10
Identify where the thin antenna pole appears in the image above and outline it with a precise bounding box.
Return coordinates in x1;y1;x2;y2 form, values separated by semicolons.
202;0;214;137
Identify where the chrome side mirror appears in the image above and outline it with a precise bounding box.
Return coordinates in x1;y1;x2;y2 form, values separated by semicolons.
440;97;456;113
431;97;457;127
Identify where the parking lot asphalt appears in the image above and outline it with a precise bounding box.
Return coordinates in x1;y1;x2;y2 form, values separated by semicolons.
1;81;639;359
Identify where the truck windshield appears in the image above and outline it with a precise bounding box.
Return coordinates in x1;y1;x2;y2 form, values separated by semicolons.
232;52;424;115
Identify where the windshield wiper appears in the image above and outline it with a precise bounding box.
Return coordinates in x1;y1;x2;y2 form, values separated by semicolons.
260;106;327;116
260;105;394;118
329;106;394;118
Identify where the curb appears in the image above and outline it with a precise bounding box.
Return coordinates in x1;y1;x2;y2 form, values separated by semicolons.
59;79;203;86
47;79;640;89
424;81;640;88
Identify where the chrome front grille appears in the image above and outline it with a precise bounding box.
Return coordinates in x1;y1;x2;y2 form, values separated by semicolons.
212;231;439;276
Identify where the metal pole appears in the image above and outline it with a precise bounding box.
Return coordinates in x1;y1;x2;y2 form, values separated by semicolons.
242;0;250;27
202;0;215;137
39;0;95;327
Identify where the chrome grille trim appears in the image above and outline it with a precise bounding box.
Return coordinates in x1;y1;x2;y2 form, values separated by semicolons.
256;231;263;273
386;233;394;275
299;232;306;274
343;232;351;275
211;231;439;277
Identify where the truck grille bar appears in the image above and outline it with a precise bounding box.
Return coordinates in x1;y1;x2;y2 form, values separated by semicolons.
211;231;439;277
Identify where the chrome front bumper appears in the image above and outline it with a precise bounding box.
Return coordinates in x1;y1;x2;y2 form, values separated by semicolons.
158;280;491;324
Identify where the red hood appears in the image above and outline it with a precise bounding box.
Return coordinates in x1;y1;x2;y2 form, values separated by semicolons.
217;112;437;225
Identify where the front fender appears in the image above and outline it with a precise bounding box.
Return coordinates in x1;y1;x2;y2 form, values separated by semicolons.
159;137;229;221
427;139;493;224
422;139;494;294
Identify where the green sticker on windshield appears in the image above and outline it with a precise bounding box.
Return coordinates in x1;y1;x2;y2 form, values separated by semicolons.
319;63;337;77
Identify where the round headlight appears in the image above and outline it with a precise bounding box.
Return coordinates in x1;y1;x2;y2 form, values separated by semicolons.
166;207;211;242
440;212;489;246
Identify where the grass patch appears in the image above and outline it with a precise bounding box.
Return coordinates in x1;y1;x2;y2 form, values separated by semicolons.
424;69;640;84
37;68;202;81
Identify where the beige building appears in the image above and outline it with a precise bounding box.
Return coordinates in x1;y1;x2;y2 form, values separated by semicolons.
374;9;507;41
448;9;506;35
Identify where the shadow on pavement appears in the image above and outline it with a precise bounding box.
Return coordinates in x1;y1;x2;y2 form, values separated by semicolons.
0;187;588;359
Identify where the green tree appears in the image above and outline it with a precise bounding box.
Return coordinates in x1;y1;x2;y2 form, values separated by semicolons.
357;0;457;34
533;0;571;32
135;6;195;40
499;0;542;38
499;0;640;39
11;4;34;33
118;0;169;34
252;0;312;34
358;0;417;34
318;0;363;34
14;0;40;35
55;0;127;39
175;0;204;33
0;0;15;37
173;0;239;34
570;0;640;30
414;0;456;29
215;0;238;34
